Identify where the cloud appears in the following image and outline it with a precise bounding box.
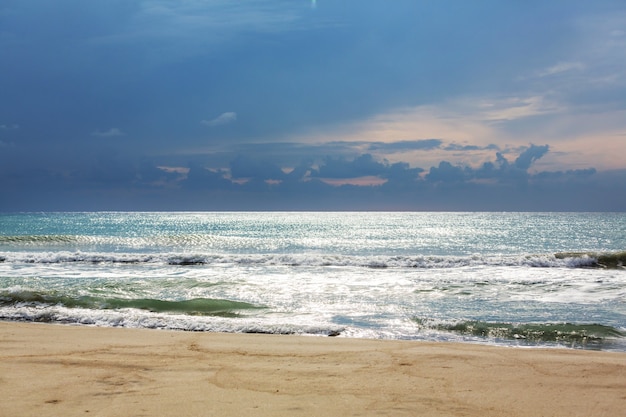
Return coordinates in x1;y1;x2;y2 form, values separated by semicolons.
2;2;625;211
308;154;423;188
313;154;389;179
294;94;561;148
203;145;570;197
183;163;233;190
425;161;466;183
0;124;19;130
534;168;596;181
368;139;443;152
135;1;306;35
229;154;284;180
85;1;314;65
536;62;585;78
514;144;550;170
2;141;620;211
91;128;125;137
444;143;500;152
426;144;551;184
201;112;237;127
475;96;563;122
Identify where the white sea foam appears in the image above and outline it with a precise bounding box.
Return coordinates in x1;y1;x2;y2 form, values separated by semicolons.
0;250;603;268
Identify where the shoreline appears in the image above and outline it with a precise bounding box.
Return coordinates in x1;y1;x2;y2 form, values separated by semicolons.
2;322;625;416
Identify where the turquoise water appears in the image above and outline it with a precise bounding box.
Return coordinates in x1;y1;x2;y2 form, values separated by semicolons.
1;212;625;350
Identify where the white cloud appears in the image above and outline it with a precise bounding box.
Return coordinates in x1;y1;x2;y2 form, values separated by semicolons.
536;62;585;78
91;128;125;137
473;96;563;122
544;12;626;88
296;94;560;146
201;112;237;127
289;88;626;172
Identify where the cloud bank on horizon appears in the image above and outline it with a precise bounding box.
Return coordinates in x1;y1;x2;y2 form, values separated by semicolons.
1;0;625;211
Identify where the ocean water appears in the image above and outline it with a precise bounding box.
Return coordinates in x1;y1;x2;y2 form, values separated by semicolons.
1;212;625;351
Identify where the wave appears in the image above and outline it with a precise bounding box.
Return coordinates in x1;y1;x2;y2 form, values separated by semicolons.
555;251;626;269
0;300;344;337
0;250;623;269
0;290;263;318
0;234;208;246
0;312;344;336
415;318;624;347
0;235;83;244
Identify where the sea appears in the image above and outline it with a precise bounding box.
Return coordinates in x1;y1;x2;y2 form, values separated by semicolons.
1;212;624;351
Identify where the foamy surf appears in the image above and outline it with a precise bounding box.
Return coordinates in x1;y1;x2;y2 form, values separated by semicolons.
1;212;624;350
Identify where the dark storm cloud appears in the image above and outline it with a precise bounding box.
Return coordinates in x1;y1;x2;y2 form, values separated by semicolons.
2;142;626;211
225;142;360;164
426;144;551;184
534;168;597;181
425;161;466;183
382;162;424;186
229;155;285;180
514;144;550;170
187;144;552;188
195;138;447;171
183;164;233;191
313;154;389;179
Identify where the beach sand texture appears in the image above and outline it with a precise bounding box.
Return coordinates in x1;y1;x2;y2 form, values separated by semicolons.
1;322;625;417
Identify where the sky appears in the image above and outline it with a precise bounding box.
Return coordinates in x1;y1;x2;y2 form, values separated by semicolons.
1;0;626;211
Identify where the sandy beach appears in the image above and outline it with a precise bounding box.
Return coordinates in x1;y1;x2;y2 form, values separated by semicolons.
1;322;625;417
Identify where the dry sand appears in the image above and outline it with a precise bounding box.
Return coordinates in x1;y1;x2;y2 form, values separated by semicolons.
1;322;625;417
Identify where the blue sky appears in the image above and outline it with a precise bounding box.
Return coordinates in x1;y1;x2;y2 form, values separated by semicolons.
1;0;625;210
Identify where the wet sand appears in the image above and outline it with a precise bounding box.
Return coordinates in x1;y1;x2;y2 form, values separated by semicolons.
1;322;625;416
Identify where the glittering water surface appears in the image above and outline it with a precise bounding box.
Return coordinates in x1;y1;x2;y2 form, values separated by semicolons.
1;212;625;350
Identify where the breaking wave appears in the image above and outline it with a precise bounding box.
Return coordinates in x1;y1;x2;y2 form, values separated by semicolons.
415;318;624;348
0;290;263;317
0;250;623;269
0;294;344;336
